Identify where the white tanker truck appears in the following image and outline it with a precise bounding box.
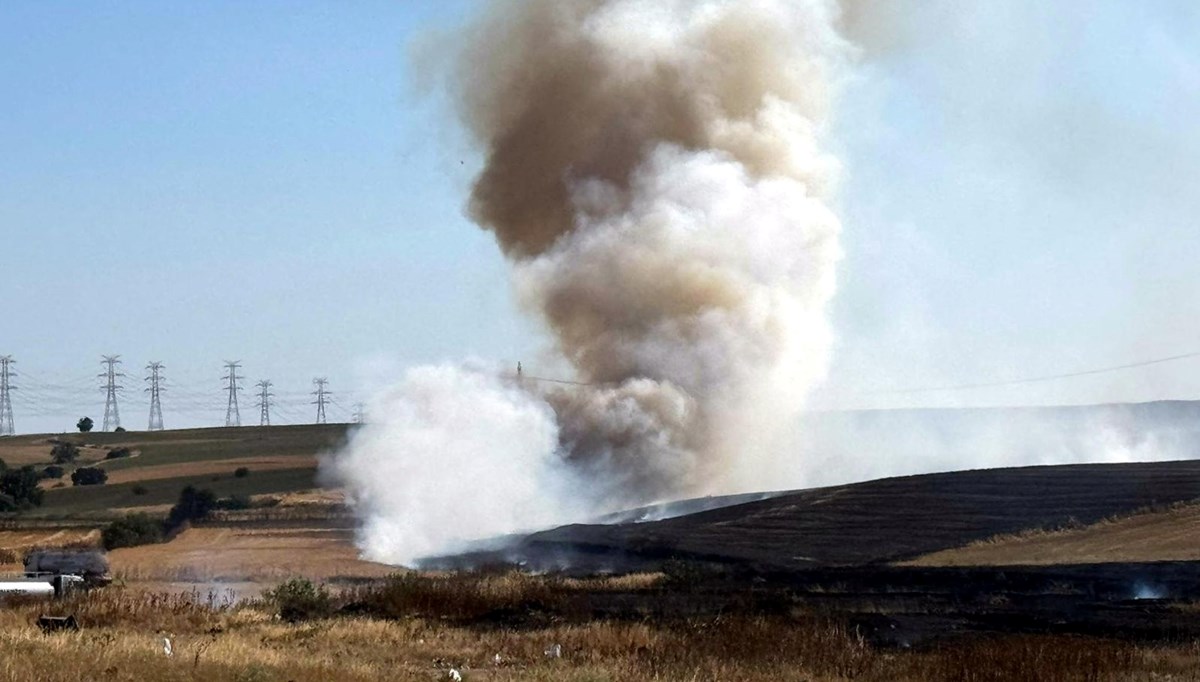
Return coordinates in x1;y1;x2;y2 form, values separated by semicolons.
0;574;84;600
0;549;110;601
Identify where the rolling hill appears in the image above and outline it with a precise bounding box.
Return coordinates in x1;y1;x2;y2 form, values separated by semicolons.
0;425;348;519
452;460;1200;571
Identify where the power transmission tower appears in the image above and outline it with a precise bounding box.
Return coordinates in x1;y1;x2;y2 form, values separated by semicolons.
0;356;16;437
145;361;165;431
99;355;124;432
256;380;274;427
223;361;244;427
311;378;330;425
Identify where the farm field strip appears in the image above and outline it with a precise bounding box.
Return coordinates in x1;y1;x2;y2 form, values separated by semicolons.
99;456;319;485
110;525;393;582
902;501;1200;566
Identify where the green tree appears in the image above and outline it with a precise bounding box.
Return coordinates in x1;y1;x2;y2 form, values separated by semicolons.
77;417;94;433
51;442;80;464
101;514;163;550
265;578;332;622
0;466;44;509
165;485;218;531
105;447;132;460
70;466;108;486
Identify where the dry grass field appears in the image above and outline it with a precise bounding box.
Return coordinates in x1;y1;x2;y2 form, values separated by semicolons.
109;525;394;584
101;456;318;486
903;501;1200;567
6;426;1200;680
1;573;1199;682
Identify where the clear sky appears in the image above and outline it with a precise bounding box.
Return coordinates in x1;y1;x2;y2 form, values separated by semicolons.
2;1;1199;434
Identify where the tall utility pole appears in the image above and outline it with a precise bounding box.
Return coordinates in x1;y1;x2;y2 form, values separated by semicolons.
0;356;16;437
223;361;244;427
145;361;165;431
311;378;330;425
256;380;274;427
99;355;124;432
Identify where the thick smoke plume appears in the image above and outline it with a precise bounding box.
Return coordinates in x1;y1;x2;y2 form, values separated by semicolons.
328;0;850;565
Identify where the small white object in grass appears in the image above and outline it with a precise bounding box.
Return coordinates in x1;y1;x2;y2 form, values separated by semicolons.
493;653;503;665
162;637;173;656
544;643;562;659
448;669;462;681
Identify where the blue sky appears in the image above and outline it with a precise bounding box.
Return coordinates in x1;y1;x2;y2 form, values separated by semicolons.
2;1;1199;433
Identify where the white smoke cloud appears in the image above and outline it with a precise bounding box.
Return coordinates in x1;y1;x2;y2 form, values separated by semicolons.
324;364;581;566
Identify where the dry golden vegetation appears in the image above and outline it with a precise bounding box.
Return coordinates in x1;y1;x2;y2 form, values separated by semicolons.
100;457;318;486
109;526;394;584
0;528;100;569
904;501;1200;567
1;573;1199;682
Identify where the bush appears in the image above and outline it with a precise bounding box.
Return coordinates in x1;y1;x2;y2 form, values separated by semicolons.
41;465;64;479
353;572;565;622
76;417;93;433
51;442;80;464
71;467;108;486
234;467;250;478
0;466;44;509
114;426;126;433
101;514;164;550
265;578;333;622
105;447;132;459
165;486;217;532
0;457;6;472
214;495;253;511
131;484;149;496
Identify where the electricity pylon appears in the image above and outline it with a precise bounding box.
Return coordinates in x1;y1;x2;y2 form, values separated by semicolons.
256;380;274;427
145;361;165;431
223;361;243;427
311;378;330;425
0;356;15;437
99;355;124;432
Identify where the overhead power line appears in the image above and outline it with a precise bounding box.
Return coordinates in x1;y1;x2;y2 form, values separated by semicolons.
874;350;1200;395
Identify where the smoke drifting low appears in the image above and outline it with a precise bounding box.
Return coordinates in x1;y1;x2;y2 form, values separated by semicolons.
326;0;852;564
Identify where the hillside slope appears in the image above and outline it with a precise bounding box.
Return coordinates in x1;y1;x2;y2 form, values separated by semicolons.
903;500;1200;566
493;460;1200;570
0;425;348;519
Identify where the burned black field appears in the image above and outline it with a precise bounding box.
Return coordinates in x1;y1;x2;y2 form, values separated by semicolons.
432;459;1200;647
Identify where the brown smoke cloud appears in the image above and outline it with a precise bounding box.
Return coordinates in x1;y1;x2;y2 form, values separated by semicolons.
456;0;849;502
